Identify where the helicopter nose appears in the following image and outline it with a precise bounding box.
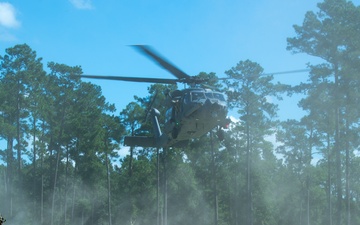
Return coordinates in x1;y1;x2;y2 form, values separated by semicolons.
210;102;222;115
211;100;221;109
205;98;211;104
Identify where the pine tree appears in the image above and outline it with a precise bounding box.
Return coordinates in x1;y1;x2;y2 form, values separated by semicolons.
287;1;360;224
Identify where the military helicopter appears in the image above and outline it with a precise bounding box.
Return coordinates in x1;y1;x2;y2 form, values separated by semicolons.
81;45;231;148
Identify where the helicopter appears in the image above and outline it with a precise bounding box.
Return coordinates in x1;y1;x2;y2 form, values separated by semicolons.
81;45;231;148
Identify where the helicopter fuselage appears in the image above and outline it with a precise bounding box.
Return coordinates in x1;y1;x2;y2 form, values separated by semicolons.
162;88;228;146
123;88;230;148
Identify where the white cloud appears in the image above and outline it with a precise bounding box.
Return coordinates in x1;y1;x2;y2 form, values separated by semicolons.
69;0;94;10
0;2;20;28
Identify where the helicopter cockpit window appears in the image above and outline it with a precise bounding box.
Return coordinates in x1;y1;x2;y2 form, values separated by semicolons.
183;92;190;104
191;91;206;101
205;92;213;99
204;91;226;102
213;93;226;101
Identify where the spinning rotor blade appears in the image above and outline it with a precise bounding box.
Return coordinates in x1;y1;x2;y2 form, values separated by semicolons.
217;69;310;80
132;45;191;80
80;75;178;84
258;69;310;76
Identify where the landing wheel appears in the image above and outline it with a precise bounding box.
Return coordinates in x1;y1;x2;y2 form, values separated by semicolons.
217;129;225;141
172;127;179;139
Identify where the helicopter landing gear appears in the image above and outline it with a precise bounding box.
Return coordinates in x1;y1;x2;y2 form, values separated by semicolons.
172;127;179;139
216;128;225;141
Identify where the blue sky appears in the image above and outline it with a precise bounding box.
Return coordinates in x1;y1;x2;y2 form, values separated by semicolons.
1;0;359;120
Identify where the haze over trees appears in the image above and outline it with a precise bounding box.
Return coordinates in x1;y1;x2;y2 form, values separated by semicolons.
0;0;360;224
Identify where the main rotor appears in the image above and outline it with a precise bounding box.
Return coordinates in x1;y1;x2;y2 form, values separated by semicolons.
80;45;310;87
81;45;209;87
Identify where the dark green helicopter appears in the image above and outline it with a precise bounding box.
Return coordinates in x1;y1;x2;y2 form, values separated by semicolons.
81;45;231;148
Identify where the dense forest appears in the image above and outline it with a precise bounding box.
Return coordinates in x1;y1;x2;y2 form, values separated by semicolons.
1;0;360;224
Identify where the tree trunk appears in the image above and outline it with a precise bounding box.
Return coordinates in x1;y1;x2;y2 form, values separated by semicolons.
210;131;218;225
246;119;253;225
157;148;160;225
6;138;14;217
334;66;342;225
71;179;77;223
64;145;70;224
106;153;112;225
16;82;22;177
40;120;46;225
51;109;65;225
162;148;168;225
51;146;61;225
32;116;37;219
327;134;332;225
345;120;350;225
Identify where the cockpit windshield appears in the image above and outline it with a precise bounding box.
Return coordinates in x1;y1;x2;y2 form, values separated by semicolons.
191;91;206;101
190;90;226;102
213;92;226;101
